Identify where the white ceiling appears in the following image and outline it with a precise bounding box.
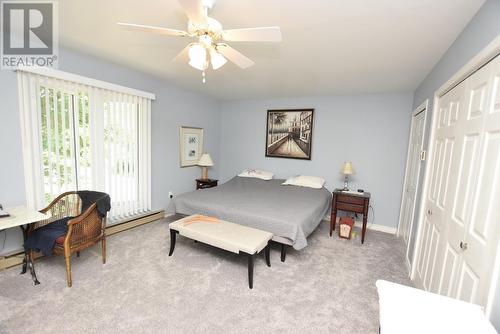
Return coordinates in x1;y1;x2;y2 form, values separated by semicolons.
60;0;486;100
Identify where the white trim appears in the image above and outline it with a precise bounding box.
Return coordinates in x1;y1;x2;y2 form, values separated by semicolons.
15;66;156;100
405;256;412;278
410;34;500;282
323;217;397;235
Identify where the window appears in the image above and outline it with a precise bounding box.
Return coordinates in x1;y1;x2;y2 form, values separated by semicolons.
18;70;153;221
40;87;91;202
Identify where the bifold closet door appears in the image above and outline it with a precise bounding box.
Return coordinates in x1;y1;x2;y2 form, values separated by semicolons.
399;108;426;267
415;54;500;308
415;78;464;293
451;55;500;306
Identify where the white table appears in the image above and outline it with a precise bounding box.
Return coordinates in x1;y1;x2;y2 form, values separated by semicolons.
0;206;48;284
376;280;497;334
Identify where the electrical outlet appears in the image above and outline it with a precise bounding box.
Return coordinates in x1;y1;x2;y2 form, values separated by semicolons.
169;191;173;199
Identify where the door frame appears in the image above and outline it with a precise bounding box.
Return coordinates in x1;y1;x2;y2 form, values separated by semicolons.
397;99;428;272
410;34;500;309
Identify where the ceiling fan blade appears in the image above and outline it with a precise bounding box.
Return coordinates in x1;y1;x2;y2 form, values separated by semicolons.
172;44;193;63
178;0;207;27
216;44;255;69
117;22;190;37
222;27;282;42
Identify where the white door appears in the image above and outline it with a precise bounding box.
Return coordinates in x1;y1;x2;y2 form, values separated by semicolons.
398;103;427;268
446;56;500;305
414;54;500;308
415;78;464;292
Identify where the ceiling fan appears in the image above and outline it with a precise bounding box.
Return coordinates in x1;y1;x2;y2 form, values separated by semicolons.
118;0;282;83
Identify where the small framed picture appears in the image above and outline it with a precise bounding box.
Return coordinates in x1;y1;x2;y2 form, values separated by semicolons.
179;126;204;167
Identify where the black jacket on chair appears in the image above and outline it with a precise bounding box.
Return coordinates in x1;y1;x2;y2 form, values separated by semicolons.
24;191;110;256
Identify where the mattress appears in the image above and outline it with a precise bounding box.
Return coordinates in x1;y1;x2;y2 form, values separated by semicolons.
167;176;332;250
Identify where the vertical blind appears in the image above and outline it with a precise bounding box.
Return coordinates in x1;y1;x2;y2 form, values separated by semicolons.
17;70;152;221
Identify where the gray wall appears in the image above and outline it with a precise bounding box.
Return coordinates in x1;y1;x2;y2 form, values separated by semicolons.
219;93;414;229
411;0;500;329
0;47;220;256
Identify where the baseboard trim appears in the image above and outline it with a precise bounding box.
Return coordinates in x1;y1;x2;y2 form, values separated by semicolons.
107;210;165;236
323;216;397;235
0;253;26;271
0;209;165;271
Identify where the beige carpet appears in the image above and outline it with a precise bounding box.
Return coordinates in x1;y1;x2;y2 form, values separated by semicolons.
0;215;411;334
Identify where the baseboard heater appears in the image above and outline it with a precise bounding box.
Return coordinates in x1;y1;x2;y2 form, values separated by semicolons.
0;209;165;271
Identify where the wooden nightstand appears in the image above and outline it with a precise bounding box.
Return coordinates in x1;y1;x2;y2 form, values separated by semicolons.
330;189;371;243
196;178;218;190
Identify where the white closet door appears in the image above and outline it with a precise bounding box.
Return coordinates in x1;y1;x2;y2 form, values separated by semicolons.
415;54;500;308
398;106;427;267
416;80;465;292
451;56;500;306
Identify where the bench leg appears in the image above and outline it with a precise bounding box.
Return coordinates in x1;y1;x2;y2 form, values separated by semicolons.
265;242;271;267
281;243;286;262
168;229;176;256
248;253;254;289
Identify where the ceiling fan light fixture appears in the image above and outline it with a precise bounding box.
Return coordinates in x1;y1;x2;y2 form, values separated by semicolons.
199;34;213;48
210;48;227;70
188;43;207;70
119;0;282;78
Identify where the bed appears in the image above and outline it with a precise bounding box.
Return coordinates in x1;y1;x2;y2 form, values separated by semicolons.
167;176;332;252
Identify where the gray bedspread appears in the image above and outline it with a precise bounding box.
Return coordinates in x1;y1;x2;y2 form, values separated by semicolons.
167;177;332;250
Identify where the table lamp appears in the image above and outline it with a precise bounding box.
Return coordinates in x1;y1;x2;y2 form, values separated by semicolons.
341;161;354;191
198;153;214;180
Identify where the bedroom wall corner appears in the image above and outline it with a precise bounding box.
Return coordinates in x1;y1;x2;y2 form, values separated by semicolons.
218;92;414;230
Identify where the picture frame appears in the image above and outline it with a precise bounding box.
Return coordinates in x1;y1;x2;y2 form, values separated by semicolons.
265;109;314;160
179;126;204;167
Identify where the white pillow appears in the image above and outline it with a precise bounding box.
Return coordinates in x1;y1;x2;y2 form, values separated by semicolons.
238;169;274;180
282;175;325;189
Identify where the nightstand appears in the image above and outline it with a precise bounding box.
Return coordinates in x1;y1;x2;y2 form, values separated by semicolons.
330;189;371;243
196;178;218;190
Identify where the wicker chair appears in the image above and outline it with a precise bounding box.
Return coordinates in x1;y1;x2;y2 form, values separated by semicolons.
29;191;108;287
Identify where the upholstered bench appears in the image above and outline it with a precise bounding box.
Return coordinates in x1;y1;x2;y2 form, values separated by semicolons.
168;215;273;289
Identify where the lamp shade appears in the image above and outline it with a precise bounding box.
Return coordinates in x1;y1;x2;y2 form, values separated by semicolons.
188;43;207;71
198;153;214;167
341;161;354;175
210;48;227;70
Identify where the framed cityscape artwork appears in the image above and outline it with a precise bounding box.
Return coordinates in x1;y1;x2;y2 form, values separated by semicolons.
265;109;314;160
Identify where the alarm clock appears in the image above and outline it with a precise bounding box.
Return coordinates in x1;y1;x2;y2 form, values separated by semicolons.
339;217;354;239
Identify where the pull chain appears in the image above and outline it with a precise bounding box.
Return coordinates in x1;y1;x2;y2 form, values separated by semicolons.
202;70;206;83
